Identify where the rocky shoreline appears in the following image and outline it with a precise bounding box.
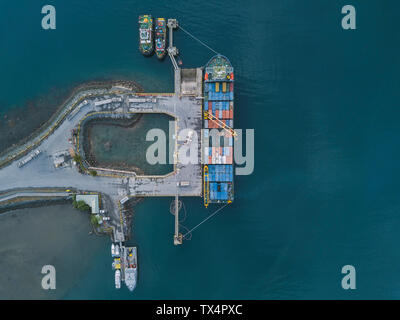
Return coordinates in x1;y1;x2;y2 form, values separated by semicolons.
0;80;143;169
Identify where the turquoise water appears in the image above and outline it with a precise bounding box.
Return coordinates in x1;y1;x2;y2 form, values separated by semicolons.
1;0;400;299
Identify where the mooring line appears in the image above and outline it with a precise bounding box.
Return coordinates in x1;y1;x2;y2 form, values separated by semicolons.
178;25;220;55
182;203;229;239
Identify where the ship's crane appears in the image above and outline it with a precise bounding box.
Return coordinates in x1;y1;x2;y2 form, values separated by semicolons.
204;111;237;138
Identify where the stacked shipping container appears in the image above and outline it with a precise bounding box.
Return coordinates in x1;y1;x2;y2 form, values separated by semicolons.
203;55;235;204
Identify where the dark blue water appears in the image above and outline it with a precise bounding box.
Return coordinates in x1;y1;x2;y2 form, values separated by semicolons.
1;0;400;299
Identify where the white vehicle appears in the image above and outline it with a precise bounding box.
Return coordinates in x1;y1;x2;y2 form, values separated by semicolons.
177;181;190;187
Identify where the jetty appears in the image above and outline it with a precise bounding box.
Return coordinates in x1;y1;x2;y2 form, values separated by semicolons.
0;18;234;248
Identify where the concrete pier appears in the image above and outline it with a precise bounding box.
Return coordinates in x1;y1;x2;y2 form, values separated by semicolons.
0;19;204;244
0;88;202;242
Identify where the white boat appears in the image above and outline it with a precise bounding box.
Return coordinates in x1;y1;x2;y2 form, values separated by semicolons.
115;244;120;257
115;270;121;289
111;243;115;256
124;247;137;292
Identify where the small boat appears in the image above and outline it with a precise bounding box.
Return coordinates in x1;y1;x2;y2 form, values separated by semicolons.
115;244;120;257
115;270;121;289
155;18;167;59
138;15;154;56
111;243;115;256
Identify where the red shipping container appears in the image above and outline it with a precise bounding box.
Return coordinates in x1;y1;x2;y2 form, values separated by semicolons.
215;110;219;119
230;83;233;92
208;101;212;109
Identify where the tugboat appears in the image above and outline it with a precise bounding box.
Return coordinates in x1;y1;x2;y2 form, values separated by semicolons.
155;18;167;59
138;15;154;56
124;247;138;292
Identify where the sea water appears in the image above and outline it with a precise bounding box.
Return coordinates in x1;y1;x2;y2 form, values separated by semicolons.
1;0;400;299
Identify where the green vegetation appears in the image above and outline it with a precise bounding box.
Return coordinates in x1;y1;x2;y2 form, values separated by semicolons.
89;170;97;177
90;214;102;227
73;154;85;173
72;199;91;212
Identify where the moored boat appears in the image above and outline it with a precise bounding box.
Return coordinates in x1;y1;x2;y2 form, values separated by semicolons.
124;247;137;292
155;18;167;59
115;270;121;289
138;15;154;56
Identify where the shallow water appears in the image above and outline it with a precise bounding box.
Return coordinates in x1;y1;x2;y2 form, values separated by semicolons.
84;114;174;175
0;204;108;299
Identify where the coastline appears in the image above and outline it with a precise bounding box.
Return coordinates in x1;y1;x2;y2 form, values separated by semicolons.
0;80;143;169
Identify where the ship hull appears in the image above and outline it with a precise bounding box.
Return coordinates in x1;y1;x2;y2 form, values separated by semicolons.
203;55;235;205
156;50;166;60
124;246;138;292
138;15;154;56
155;18;167;60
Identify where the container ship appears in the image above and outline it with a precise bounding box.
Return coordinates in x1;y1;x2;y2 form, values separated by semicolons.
203;55;234;206
155;18;167;59
138;15;154;56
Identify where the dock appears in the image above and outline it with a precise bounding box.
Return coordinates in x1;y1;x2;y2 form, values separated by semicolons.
0;17;234;249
